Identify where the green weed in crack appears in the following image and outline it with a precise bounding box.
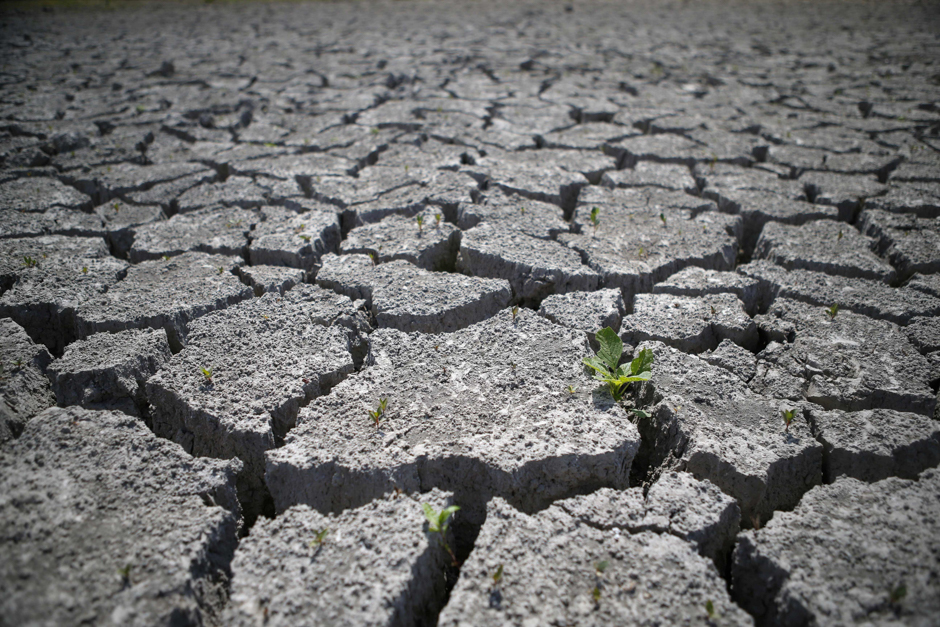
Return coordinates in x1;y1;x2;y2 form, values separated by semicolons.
308;528;329;549
583;328;653;402
416;214;424;235
369;397;388;429
422;503;460;566
589;206;600;236
825;304;839;320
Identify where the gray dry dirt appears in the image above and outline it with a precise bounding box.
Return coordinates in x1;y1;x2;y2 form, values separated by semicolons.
1;0;939;625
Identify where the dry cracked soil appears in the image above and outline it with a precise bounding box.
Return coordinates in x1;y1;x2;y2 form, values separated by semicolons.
1;0;939;625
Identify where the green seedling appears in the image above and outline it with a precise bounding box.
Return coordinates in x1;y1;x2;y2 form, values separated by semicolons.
161;255;170;261
227;219;243;228
22;256;38;268
81;266;88;274
492;564;504;587
217;266;224;275
299;234;311;243
369;397;388;429
782;408;796;432
659;212;667;227
890;583;907;604
594;560;609;574
118;563;132;586
371;127;380;135
13;358;23;369
200;367;212;383
589;206;600;235
826;303;839;320
837;229;843;241
567;385;577;394
592;585;602;603
435;213;442;227
629;408;650;420
582;328;653;401
263;142;277;148
706;599;716;619
368;252;377;266
309;528;329;548
422;502;460;565
416;214;424;234
511;306;519;321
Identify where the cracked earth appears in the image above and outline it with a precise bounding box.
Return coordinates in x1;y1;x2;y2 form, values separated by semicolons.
1;0;939;624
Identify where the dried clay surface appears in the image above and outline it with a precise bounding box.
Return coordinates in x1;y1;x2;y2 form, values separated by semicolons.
0;0;938;625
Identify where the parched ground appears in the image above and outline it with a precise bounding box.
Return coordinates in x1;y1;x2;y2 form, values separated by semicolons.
1;0;939;624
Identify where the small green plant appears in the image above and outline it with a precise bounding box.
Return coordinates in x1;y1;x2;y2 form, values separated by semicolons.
368;252;377;266
161;255;170;261
422;502;460;565
782;408;796;432
591;560;609;606
118;563;132;586
217;266;224;275
511;306;519;321
369;397;388;429
826;303;839;320
416;214;424;234
589;206;600;235
309;528;329;548
13;358;23;369
592;585;602;603
299;234;311;243
594;560;609;574
837;229;843;241
81;266;88;274
582;328;653;401
492;564;503;588
629;408;650;420
22;256;38;268
200;367;213;383
371;127;380;135
567;385;577;394
263;142;277;148
435;213;442;227
659;212;667;227
705;599;716;619
889;583;907;604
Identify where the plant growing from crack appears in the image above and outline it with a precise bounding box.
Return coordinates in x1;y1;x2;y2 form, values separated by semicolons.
309;528;329;548
583;328;653;401
435;213;442;228
591;560;609;605
511;305;519;321
705;599;716;619
589;206;600;236
825;303;839;320
659;212;667;227
781;408;796;432
369;397;388;429
416;214;424;234
422;502;460;566
22;256;38;268
200;367;213;383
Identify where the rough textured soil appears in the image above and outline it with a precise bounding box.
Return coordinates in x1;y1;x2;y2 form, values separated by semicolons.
1;0;939;625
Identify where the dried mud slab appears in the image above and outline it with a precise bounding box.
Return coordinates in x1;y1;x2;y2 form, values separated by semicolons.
633;341;823;525
73;251;252;350
317;253;511;333
266;309;640;518
0;406;242;627
147;285;365;520
224;490;455;627
437;497;751;627
751;298;936;416
0;317;53;441
733;471;940;626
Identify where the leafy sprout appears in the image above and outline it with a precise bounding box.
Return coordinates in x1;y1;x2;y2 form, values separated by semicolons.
589;206;600;235
826;303;839;320
309;528;329;548
782;408;796;432
200;367;212;383
492;564;504;587
422;503;460;565
511;306;519;321
299;234;311;243
435;213;442;227
594;560;609;574
22;256;38;268
81;266;88;274
582;328;653;401
416;214;424;234
706;599;716;618
659;212;667;227
369;397;388;429
890;584;907;604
